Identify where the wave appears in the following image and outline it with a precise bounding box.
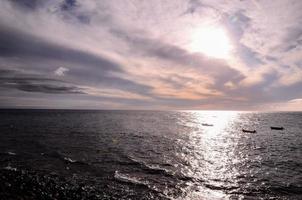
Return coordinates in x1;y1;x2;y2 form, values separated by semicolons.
114;170;151;188
113;170;171;198
44;151;90;166
126;156;177;178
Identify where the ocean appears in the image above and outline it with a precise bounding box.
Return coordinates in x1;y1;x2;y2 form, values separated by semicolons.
0;110;301;199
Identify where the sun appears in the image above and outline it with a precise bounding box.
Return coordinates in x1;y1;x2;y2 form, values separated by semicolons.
189;26;232;59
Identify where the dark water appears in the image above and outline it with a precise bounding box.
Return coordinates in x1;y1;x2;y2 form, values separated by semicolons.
0;110;301;199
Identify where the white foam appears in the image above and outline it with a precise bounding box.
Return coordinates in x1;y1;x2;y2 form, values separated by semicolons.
4;165;17;171
64;157;77;163
7;151;16;156
114;170;147;186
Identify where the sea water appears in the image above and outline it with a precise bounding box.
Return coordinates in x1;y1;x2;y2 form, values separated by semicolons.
0;110;301;199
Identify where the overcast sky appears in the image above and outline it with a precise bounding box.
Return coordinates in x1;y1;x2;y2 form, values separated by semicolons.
0;0;302;110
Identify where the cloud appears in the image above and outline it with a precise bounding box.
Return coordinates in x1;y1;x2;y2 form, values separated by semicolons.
183;0;215;15
257;98;302;111
0;68;84;94
110;27;245;90
54;67;69;76
0;0;302;110
0;21;153;97
0;25;122;73
9;82;83;94
8;0;42;10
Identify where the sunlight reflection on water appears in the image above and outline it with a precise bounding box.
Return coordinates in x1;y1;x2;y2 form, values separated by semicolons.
178;111;242;199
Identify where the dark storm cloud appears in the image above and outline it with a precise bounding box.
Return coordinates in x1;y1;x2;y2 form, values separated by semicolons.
10;82;83;94
0;69;57;83
0;69;84;94
0;26;122;74
0;25;153;97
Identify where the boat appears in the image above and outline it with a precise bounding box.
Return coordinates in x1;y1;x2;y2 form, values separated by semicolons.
242;129;256;133
270;126;284;130
202;123;213;126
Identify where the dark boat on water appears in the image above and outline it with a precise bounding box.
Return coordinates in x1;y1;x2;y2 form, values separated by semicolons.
271;126;284;130
202;123;213;126
242;129;256;133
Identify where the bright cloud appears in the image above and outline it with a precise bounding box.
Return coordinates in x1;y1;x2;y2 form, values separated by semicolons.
54;67;69;76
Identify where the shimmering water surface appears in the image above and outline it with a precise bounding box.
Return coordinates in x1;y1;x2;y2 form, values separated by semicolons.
0;110;301;199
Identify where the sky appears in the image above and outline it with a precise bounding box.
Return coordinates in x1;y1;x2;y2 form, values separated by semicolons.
0;0;302;110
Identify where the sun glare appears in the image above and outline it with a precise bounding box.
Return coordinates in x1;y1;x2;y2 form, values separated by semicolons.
190;27;232;59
